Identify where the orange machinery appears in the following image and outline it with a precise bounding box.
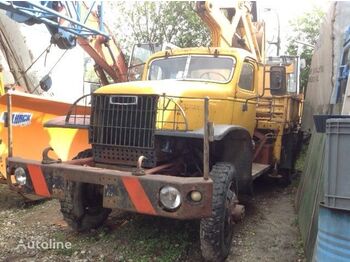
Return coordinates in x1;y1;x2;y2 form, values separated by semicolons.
0;92;89;183
0;1;128;185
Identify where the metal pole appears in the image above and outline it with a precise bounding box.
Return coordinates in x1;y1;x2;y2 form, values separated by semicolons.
276;11;280;56
203;97;209;180
6;92;13;158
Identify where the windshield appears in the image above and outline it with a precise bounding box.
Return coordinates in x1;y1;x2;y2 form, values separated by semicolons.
148;55;236;83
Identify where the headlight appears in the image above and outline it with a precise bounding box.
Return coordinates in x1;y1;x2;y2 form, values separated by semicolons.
190;190;202;202
14;167;27;186
159;186;181;211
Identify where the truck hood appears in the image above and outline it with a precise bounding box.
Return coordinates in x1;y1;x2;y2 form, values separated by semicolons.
94;80;231;98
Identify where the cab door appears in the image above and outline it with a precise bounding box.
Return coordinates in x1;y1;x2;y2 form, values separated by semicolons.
231;58;258;135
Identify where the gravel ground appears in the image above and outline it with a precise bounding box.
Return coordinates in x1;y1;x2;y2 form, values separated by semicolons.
0;177;305;262
228;178;305;262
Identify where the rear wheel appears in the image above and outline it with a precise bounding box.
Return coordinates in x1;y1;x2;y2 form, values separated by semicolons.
200;162;237;261
59;150;111;232
278;130;303;185
278;168;293;186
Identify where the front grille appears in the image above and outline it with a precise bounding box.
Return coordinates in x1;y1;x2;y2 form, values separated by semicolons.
90;95;158;147
92;145;156;167
89;95;158;167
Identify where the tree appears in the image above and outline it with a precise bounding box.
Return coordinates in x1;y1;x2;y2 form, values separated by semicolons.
105;2;210;57
286;7;325;91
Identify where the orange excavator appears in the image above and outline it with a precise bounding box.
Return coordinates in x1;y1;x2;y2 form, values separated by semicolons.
0;1;128;185
1;1;128;86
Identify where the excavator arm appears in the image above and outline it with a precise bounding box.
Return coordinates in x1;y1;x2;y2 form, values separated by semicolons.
0;1;127;85
76;3;128;84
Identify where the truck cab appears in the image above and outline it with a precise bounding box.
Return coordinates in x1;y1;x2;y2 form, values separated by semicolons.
98;47;259;135
4;2;303;261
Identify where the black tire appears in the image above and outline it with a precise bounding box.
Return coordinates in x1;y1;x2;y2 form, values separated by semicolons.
278;168;292;187
59;149;111;232
200;162;237;261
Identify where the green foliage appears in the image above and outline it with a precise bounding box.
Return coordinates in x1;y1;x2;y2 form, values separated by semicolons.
49;214;197;261
106;1;210;56
286;7;325;91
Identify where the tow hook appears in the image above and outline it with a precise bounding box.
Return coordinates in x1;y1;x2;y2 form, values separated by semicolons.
132;155;146;176
42;147;62;164
231;204;245;222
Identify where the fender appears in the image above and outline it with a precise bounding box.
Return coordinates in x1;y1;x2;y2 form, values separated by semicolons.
155;124;250;141
157;125;254;194
211;125;253;195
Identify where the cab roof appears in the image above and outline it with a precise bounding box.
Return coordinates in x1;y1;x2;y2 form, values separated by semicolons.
148;46;256;62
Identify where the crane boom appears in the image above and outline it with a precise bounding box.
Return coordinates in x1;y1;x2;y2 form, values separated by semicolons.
0;1;127;85
196;1;265;62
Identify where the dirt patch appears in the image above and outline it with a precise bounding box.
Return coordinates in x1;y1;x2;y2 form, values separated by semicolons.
0;177;305;261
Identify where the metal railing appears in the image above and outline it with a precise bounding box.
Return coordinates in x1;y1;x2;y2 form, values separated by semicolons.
157;94;189;131
65;94;91;128
66;94;193;133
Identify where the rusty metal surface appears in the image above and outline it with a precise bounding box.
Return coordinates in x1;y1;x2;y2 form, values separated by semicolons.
131;155;146;176
63;157;94;166
93;145;156;167
42;147;62;164
253;130;275;164
145;162;176;175
8;157;213;219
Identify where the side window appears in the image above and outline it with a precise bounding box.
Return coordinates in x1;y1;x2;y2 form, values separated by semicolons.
149;65;164;80
238;62;254;91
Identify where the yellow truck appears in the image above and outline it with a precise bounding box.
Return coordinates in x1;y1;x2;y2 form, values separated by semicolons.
5;1;303;261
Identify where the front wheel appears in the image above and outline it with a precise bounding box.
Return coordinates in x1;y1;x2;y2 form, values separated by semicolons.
60;181;111;232
200;162;237;261
59;150;111;232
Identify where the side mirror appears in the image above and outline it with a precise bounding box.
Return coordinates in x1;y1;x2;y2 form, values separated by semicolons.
39;74;52;92
270;66;286;96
